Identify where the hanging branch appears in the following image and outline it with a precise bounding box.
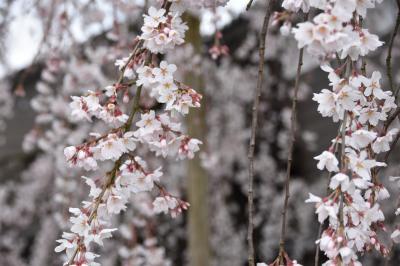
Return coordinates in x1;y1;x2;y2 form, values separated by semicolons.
313;59;351;266
314;126;342;266
247;1;275;265
383;4;400;251
278;14;307;262
382;0;400;255
66;43;145;266
386;0;400;94
246;0;255;11
380;0;400;172
314;224;323;266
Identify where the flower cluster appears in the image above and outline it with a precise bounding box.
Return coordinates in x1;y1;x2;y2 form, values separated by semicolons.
152;193;190;218
119;236;171;266
280;0;399;265
69;90;129;127
55;2;203;265
137;60;202;115
281;0;383;60
310;77;393;260
134;110;202;158
308;39;395;266
209;31;229;60
64;130;137;170
140;7;188;54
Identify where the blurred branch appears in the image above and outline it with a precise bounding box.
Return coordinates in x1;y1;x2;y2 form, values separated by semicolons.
278;13;307;263
247;1;274;265
376;88;400;173
383;130;400;164
314;224;323;266
246;0;255;11
387;0;400;95
359;17;367;76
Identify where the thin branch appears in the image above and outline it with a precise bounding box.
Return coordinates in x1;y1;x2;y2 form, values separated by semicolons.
358;17;367;76
66;25;149;266
246;0;255;11
376;103;400;175
314;131;343;265
314;223;323;266
247;1;274;265
384;107;400;131
384;130;400;163
384;193;400;265
278;24;306;262
67;82;144;266
314;59;351;266
337;61;352;241
339;112;348;206
387;0;400;94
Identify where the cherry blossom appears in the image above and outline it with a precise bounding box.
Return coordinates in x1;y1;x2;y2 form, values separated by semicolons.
55;1;203;265
314;151;339;172
140;7;188;54
281;0;398;264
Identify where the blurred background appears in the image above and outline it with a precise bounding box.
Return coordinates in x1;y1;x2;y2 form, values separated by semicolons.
0;0;400;265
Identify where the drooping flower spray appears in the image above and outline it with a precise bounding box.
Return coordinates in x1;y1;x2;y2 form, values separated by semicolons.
55;1;205;265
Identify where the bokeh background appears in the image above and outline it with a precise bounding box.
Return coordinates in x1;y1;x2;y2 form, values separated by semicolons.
0;0;400;265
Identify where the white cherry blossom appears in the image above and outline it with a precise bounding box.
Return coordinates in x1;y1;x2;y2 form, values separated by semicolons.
314;151;339;172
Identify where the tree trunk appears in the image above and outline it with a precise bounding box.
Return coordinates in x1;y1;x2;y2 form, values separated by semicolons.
184;14;210;266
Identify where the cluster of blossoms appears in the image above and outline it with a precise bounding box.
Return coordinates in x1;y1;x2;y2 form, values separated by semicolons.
136;60;202;115
140;6;188;54
69;90;129;126
55;1;203;265
134;110;201;158
272;0;400;265
281;0;383;60
209;30;229;60
118;235;172;265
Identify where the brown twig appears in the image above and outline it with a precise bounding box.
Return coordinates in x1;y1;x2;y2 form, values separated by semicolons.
247;1;274;265
314;223;323;266
384;107;400;132
376;103;400;175
384;130;400;163
246;0;255;11
314;132;343;266
278;22;306;262
386;0;400;95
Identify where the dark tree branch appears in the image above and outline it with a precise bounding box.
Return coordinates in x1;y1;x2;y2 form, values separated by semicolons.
246;0;255;11
247;1;275;265
387;0;400;94
278;14;307;263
